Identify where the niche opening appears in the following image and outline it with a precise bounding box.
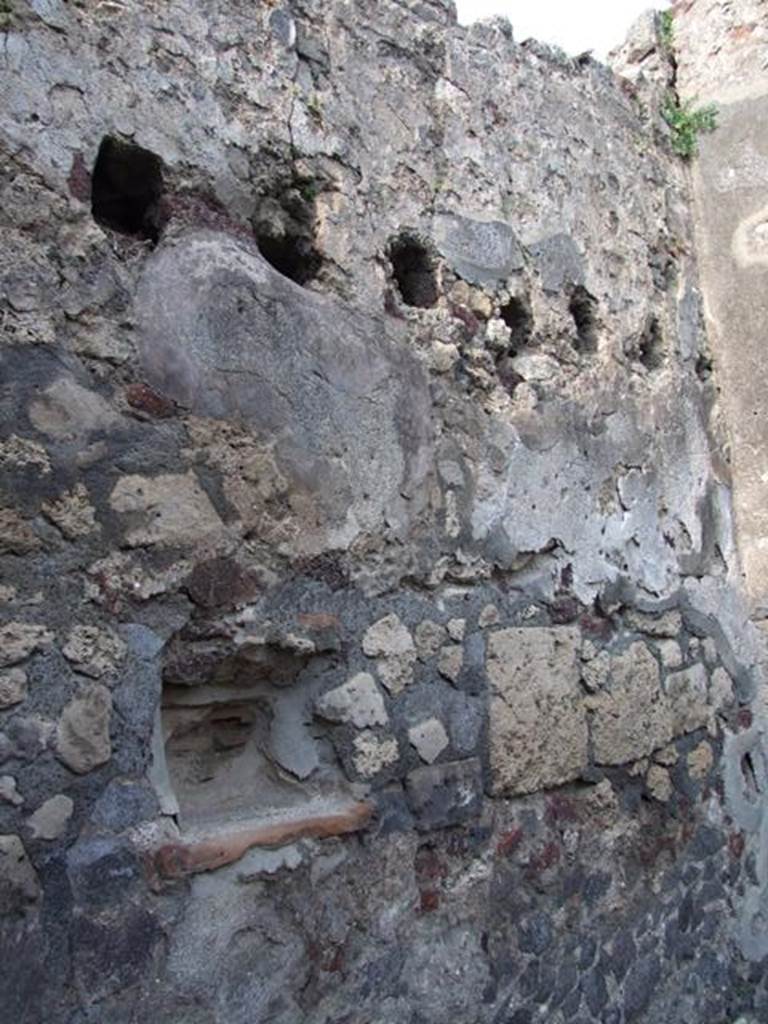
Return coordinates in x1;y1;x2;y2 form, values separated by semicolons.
389;234;438;308
499;296;533;352
152;631;351;833
256;229;323;286
568;286;599;353
91;136;164;241
638;315;665;370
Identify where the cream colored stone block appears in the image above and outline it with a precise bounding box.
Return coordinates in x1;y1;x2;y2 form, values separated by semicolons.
487;626;587;795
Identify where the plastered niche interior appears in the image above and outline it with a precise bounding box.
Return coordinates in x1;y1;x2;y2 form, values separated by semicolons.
150;625;355;836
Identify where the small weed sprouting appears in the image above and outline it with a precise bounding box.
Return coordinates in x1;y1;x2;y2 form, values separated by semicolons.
298;180;318;204
0;0;13;29
306;92;323;125
661;94;718;159
658;9;675;51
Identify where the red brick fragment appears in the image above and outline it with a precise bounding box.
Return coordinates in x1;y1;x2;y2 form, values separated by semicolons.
68;152;91;202
153;801;374;879
729;831;745;860
496;826;524;857
126;382;176;419
298;612;340;631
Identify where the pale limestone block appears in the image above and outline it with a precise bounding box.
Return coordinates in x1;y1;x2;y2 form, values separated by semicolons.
62;625;127;680
687;741;714;780
0;777;23;807
408;718;449;764
26;794;73;839
316;672;388;728
0;623;54;668
55;683;112;774
109;471;224;548
447;618;466;641
352;732;399;778
478;604;499;628
42;483;99;539
647;764;673;802
590;642;673;765
666;663;710;736
437;643;463;683
414;620;447;660
658;639;683;669
487;626;587;795
0;668;27;708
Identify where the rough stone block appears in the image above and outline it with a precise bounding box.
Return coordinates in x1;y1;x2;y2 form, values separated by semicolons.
0;776;23;807
0;508;40;555
0;668;28;708
55;683;112;774
437;643;463;683
434;213;524;285
666;663;710;735
362;614;414;658
26;794;74;840
589;642;673;765
315;672;388;728
647;764;673;802
0;834;40;915
109;471;224;549
63;625;126;679
487;627;587;795
352;731;399;777
529;232;585;293
625;607;683;637
414;619;446;659
0;623;53;668
363;614;416;694
41;483;98;539
408;718;449;764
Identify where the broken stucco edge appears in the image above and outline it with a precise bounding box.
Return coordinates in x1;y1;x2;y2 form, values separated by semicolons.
150;800;375;879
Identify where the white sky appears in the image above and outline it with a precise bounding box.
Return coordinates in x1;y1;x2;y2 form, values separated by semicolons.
455;1;670;59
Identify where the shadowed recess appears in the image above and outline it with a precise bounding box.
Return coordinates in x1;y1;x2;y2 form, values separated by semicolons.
389;233;438;308
568;285;599;352
499;295;534;352
639;314;665;370
91;136;164;241
256;229;323;286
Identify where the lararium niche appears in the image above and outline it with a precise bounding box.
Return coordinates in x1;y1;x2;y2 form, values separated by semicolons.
149;618;371;871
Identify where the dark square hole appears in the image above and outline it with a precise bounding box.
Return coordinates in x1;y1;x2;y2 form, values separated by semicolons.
91;136;164;241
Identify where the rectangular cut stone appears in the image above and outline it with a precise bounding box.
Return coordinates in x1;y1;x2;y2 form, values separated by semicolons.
487;627;587;796
665;663;710;735
590;642;673;765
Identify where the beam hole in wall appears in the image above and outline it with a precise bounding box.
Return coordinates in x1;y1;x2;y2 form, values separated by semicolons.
153;635;352;832
638;315;665;370
389;233;439;308
568;285;599;353
252;174;324;287
255;229;323;286
695;352;713;382
498;295;533;353
91;136;164;241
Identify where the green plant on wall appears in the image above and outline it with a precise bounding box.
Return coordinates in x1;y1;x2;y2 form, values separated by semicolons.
658;9;675;51
661;94;718;159
0;0;13;29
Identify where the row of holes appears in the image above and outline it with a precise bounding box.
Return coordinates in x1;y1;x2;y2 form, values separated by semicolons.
393;244;663;369
90;136;663;368
389;235;602;356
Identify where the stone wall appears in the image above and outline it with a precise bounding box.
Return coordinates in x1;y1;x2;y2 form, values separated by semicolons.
0;1;766;1021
